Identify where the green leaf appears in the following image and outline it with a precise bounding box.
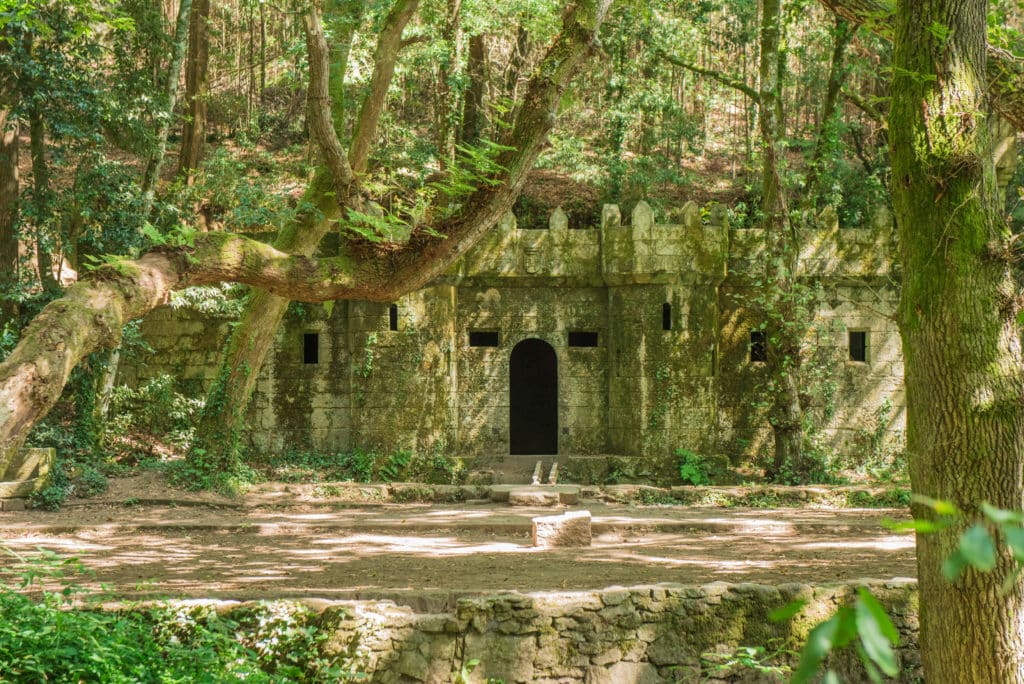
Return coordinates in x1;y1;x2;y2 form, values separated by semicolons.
792;614;840;684
960;524;998;571
855;589;899;677
882;518;947;534
769;599;807;622
981;503;1024;525
942;550;968;581
912;495;960;517
1003;526;1024;562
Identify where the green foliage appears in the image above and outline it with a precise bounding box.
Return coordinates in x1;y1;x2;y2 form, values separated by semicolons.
783;586;901;683
251;447;467;486
0;547;361;682
100;374;204;462
675;448;710;486
700;642;794;678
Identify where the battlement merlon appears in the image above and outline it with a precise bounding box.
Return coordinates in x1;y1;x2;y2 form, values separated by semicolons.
437;199;892;287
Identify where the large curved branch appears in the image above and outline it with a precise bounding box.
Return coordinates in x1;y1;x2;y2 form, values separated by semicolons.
0;0;613;464
820;0;1024;131
349;0;421;175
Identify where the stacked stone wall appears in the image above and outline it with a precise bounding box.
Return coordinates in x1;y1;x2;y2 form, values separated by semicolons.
156;581;920;683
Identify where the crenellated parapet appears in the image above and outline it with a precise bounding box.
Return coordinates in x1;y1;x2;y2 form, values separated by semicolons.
452;199;731;287
450;198;893;287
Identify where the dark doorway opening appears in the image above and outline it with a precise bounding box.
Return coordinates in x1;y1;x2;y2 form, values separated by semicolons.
509;339;558;455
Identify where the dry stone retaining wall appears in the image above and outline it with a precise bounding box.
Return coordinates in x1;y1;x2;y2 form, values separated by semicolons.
208;581;921;682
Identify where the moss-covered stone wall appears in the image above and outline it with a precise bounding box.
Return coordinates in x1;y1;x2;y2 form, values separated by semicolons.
122;580;920;683
121;199;902;464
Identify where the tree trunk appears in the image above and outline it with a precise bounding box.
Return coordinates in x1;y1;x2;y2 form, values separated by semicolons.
178;0;210;179
891;0;1024;680
28;105;56;293
0;109;17;323
459;34;487;146
140;0;194;217
803;16;853;203
754;0;805;480
0;0;611;473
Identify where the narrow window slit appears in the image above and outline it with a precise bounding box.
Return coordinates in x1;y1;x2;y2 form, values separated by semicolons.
469;331;500;347
568;331;599;347
303;333;319;364
662;303;672;331
749;330;767;363
388;304;399;331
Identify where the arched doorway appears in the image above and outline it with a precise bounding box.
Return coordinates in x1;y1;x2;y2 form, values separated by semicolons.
509;339;558;455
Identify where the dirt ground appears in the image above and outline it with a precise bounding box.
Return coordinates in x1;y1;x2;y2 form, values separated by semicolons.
0;473;916;609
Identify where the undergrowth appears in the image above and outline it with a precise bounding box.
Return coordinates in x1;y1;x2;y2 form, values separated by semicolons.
0;547;363;683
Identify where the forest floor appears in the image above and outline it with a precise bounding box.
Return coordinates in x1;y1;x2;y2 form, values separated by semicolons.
0;472;916;609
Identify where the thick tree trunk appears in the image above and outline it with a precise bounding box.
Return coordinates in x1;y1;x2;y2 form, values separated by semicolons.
140;0;193;216
891;0;1024;680
177;0;210;179
0;109;17;323
820;0;1024;131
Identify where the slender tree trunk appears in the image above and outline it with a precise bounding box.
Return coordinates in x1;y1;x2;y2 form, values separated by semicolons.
178;0;211;179
803;16;853;202
891;0;1024;680
504;25;528;102
0;109;18;324
141;0;194;217
433;0;463;167
28;105;56;293
459;34;486;146
754;0;804;479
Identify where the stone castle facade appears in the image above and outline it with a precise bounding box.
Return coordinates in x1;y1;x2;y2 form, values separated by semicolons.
124;200;904;464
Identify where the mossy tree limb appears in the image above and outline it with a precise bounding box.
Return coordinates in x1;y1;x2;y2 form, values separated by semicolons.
0;0;612;469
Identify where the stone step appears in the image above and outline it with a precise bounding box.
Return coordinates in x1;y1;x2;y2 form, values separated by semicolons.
491;484;580;506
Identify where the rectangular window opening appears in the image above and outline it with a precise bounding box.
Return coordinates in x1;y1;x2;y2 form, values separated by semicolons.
469;331;500;347
849;330;868;363
568;331;599;347
388;304;399;331
749;330;767;363
303;332;319;364
662;303;672;331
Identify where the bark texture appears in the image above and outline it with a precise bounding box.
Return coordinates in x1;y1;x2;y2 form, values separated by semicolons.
820;0;1024;132
0;109;18;323
140;0;193;215
177;0;211;179
891;0;1024;680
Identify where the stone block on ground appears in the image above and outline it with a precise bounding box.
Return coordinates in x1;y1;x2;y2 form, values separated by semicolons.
509;489;560;507
533;510;592;547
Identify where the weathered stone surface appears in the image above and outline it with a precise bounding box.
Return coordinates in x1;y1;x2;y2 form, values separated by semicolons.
117;198;902;466
533;510;592;547
511;489;560;507
585;661;662;684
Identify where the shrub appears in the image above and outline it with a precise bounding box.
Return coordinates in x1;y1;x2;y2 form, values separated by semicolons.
676;448;711;486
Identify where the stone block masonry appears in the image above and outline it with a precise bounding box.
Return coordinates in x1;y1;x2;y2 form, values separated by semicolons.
125;580;920;683
120;199;903;464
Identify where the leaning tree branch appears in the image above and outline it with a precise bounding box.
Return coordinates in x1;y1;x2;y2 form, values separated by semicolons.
659;51;760;102
819;0;1024;131
842;87;886;124
0;0;613;464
